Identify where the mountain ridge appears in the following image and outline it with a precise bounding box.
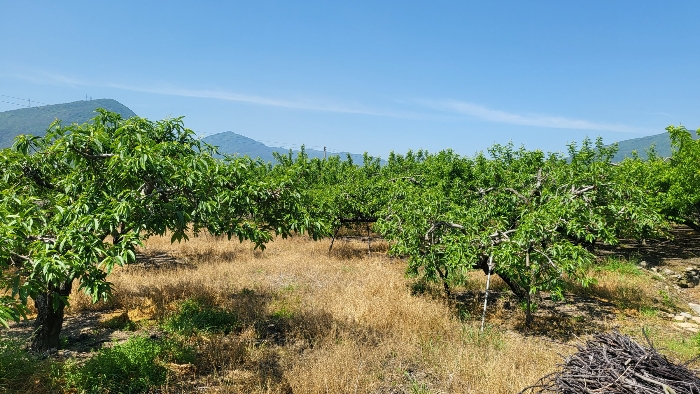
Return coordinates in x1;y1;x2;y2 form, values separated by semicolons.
201;131;371;163
3;99;696;162
0;99;137;148
610;127;699;161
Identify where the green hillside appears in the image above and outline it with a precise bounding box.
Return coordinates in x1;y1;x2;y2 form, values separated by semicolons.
0;99;137;148
611;127;699;161
203;131;370;163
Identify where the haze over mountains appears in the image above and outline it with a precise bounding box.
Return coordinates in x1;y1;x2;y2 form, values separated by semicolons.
0;99;694;162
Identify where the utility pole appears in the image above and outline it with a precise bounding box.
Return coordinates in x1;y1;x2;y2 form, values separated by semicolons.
323;146;327;159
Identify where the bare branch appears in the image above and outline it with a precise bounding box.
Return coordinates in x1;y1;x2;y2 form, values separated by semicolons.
340;216;378;224
27;235;57;244
489;229;516;245
70;146;115;160
476;187;494;196
389;176;421;184
533;247;563;278
9;251;33;268
505;187;528;202
572;185;595;196
425;221;465;242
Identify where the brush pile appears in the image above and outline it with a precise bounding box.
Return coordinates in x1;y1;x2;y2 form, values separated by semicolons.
520;331;700;394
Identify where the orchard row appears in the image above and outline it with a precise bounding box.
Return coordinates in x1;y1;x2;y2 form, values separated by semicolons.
1;110;697;350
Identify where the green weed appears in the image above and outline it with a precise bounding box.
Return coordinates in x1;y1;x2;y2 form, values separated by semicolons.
658;332;700;361
406;373;431;394
639;306;658;317
658;290;677;309
596;257;642;276
163;298;240;336
63;335;192;394
0;338;46;391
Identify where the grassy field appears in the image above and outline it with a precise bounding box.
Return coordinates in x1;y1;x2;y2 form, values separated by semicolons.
2;231;699;393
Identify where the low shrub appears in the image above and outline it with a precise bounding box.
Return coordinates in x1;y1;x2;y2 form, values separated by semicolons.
64;335;193;394
162;298;240;336
0;338;51;392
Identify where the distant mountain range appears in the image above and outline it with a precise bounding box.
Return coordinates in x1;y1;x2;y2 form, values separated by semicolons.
1;99;696;161
201;131;368;163
610;128;699;161
0;99;137;148
0;100;369;162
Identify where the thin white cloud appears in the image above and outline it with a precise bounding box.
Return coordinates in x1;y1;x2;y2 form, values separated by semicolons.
419;99;641;133
105;83;414;118
12;71;424;119
8;71;644;133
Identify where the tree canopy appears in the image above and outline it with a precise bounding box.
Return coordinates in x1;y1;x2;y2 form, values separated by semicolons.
0;110;320;350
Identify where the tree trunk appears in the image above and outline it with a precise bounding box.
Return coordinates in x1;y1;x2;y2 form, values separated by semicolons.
476;255;526;300
525;293;533;328
435;266;451;297
30;279;73;353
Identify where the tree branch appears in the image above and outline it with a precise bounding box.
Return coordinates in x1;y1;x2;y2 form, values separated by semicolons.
533;247;563;278
476;187;494;196
27;235;57;244
388;176;421;184
22;166;55;190
489;229;515;245
69;146;114;160
424;221;465;242
571;185;595;196
505;187;528;203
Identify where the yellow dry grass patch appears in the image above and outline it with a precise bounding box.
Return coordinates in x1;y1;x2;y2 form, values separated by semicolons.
63;234;566;393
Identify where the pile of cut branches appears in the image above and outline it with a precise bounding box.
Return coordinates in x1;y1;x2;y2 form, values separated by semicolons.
520;331;700;394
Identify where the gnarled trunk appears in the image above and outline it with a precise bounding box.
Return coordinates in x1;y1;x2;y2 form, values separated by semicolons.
30;279;73;353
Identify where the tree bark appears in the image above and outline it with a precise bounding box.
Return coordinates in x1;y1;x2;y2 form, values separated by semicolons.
30;279;73;353
476;255;527;300
435;266;451;297
525;293;533;327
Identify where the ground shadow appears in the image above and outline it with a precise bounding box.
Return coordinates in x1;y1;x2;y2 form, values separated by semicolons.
451;289;617;341
597;225;700;267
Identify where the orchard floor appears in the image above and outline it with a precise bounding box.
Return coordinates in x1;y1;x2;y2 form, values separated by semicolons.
3;228;700;393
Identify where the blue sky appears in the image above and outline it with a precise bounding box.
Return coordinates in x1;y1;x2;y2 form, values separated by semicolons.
1;1;698;158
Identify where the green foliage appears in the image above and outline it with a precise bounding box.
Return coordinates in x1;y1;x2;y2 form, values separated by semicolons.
658;125;700;231
654;331;700;361
658;290;676;309
0;338;43;390
619;125;700;232
163;298;240;336
63;335;186;394
376;139;667;322
0;110;322;339
272;149;386;239
639;306;658;317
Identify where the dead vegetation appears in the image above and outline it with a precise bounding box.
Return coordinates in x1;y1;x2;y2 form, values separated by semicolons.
3;229;700;393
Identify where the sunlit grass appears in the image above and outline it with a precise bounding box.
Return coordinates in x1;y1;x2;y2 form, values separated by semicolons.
3;233;696;393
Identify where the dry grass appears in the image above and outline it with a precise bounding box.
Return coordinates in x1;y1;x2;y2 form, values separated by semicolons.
64;234;567;393
5;232;687;393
